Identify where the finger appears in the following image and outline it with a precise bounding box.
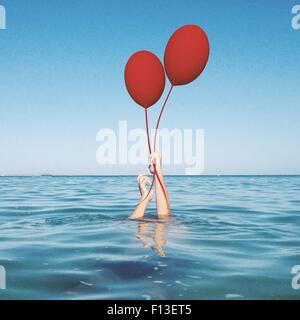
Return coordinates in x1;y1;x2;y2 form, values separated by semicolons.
154;151;161;161
149;151;157;157
149;154;157;164
151;151;161;164
137;174;142;183
144;176;151;184
140;176;149;186
148;165;154;175
137;173;146;183
138;176;146;186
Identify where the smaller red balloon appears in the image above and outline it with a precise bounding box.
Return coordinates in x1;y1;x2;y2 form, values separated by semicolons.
164;24;210;86
124;51;165;109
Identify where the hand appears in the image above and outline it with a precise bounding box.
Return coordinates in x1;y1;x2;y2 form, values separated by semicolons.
148;151;162;175
137;173;153;201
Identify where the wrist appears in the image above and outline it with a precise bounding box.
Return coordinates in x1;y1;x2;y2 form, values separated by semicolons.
140;194;151;202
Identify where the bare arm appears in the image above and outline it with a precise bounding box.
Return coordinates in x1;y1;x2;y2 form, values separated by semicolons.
150;152;170;218
130;174;153;220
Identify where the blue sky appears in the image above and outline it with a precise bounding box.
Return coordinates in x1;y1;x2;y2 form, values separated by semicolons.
0;0;299;175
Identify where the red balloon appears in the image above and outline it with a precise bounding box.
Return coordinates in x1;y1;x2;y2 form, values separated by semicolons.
124;50;165;109
164;24;209;86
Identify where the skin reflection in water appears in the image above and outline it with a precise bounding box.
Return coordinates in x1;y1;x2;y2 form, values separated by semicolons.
135;220;168;257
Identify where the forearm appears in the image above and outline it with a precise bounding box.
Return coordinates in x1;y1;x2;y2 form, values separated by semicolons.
154;166;170;217
130;197;150;219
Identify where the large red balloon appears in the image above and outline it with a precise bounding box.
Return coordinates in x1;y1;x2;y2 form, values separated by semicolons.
164;24;209;86
124;50;165;109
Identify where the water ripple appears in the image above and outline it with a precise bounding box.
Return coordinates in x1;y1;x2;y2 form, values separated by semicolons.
0;175;299;299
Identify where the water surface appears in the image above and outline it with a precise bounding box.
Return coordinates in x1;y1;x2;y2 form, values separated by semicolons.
0;176;299;299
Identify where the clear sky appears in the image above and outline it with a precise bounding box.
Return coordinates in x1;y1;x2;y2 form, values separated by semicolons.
0;0;299;175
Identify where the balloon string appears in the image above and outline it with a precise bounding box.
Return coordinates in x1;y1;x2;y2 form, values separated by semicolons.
152;85;173;208
143;85;174;204
144;108;152;154
144;108;165;203
154;85;173;151
142;108;154;202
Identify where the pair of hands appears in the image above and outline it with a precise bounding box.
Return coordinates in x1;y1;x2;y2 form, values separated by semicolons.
138;151;162;201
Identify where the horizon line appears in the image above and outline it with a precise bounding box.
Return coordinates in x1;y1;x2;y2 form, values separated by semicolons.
1;174;300;177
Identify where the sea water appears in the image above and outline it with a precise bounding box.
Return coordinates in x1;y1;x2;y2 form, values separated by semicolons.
0;176;299;300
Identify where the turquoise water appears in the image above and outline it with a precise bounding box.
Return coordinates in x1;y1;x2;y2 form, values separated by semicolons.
0;176;299;300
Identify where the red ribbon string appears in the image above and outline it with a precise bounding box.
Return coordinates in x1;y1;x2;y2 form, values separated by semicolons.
154;85;173;151
144;108;152;155
143;86;174;203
